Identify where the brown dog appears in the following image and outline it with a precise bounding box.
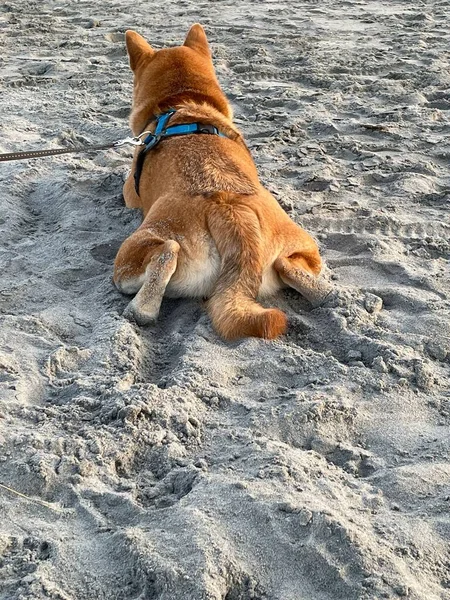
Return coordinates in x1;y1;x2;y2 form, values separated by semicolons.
114;24;331;340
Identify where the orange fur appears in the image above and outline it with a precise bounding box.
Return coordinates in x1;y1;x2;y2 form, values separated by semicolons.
114;25;330;340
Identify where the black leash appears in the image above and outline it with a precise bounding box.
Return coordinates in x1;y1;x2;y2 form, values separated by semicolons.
0;136;144;162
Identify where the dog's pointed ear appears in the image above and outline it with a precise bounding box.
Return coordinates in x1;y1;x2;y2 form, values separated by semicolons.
125;31;155;71
183;24;211;57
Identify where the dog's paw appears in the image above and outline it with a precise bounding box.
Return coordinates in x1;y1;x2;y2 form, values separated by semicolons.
123;300;158;326
305;277;334;308
310;284;335;308
314;287;350;310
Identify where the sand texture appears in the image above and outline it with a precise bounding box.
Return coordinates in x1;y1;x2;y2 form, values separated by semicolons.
1;1;450;598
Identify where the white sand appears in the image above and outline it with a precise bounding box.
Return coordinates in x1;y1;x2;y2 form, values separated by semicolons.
1;1;450;599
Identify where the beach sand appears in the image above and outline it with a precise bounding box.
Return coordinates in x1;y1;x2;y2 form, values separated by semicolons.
1;1;450;598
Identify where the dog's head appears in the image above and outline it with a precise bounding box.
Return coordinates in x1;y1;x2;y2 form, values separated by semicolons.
125;24;232;135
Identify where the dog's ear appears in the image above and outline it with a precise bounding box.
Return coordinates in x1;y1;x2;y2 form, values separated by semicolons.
125;31;155;71
183;24;211;58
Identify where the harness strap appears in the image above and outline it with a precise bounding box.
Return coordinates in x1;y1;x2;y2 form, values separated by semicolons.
134;109;228;195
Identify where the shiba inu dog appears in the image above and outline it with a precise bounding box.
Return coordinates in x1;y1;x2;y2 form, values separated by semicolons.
114;24;331;340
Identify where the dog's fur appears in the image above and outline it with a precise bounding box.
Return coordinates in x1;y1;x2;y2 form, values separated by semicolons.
114;24;330;340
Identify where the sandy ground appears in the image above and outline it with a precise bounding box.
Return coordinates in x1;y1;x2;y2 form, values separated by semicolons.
1;0;450;598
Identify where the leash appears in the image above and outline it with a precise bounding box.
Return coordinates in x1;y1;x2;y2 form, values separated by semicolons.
0;135;145;162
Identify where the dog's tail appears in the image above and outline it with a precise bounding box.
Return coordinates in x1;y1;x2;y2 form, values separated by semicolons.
206;200;287;340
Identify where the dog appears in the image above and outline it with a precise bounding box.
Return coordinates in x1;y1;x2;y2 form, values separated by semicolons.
114;24;331;340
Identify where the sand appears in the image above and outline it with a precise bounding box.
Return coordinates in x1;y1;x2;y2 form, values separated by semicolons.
1;0;450;598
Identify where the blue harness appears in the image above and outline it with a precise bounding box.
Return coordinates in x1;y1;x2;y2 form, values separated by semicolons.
134;109;228;195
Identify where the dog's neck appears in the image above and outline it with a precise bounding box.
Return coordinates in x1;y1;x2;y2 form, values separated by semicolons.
132;89;233;136
157;90;232;120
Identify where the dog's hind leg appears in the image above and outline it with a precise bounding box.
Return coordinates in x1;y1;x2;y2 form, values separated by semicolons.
114;233;180;324
123;240;179;324
274;252;332;307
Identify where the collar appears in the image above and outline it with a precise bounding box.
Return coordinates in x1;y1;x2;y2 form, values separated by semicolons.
134;109;228;195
